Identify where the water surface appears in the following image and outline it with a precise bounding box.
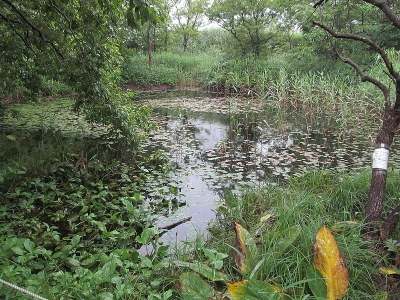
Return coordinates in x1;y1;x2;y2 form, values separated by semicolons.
137;90;400;250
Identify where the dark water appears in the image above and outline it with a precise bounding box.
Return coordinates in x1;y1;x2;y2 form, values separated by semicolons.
137;91;400;252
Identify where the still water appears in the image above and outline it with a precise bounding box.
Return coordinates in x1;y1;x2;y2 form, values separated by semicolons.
136;90;399;251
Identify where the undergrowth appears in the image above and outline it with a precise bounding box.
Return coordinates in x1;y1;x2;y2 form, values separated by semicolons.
197;169;400;299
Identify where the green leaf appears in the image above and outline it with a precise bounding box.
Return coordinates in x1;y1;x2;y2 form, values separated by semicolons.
71;235;81;248
274;225;301;256
174;261;229;282
180;272;214;300
98;292;114;300
23;239;35;253
306;265;327;299
96;261;117;284
136;227;156;245
67;258;81;268
11;246;24;256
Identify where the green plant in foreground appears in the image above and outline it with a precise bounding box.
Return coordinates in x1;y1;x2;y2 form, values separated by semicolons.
177;220;351;299
177;170;399;299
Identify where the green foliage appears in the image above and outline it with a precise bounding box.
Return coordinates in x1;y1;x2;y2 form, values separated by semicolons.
121;50;223;86
0;99;180;299
174;0;209;52
0;131;177;299
208;0;278;56
179;272;215;299
0;0;156;139
195;169;400;299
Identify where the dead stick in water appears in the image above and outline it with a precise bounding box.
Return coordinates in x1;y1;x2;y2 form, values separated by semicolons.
159;216;192;231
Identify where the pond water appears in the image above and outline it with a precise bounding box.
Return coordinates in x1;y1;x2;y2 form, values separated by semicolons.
137;90;400;252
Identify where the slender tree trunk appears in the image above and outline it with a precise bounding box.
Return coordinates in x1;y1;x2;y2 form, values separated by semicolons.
183;33;189;52
147;22;153;68
366;102;400;236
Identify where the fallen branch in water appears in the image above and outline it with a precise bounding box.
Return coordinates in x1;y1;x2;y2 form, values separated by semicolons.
159;216;192;232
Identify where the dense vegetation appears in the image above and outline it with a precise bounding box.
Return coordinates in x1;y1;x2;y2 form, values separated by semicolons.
1;0;399;299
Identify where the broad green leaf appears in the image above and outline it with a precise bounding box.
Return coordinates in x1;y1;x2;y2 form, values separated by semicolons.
227;279;284;300
234;222;259;276
96;261;117;284
23;239;35;253
174;261;228;282
98;292;114;300
313;226;349;300
67;258;81;268
11;246;24;256
136;227;156;245
274;225;301;256
306;265;327;299
179;272;214;300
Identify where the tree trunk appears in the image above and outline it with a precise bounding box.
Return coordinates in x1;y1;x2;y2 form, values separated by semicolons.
147;22;153;68
183;33;189;52
365;106;400;237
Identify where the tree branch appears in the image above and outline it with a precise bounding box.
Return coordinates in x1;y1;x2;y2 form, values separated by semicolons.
363;0;400;29
313;0;328;8
334;47;391;106
1;0;64;58
49;1;83;51
315;0;400;28
0;9;20;24
313;21;399;82
0;11;37;55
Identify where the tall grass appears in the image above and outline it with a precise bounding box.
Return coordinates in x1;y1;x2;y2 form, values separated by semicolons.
205;169;399;299
122;49;396;127
121;50;223;87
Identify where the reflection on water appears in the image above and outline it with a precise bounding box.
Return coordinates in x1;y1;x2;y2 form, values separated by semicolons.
138;93;400;251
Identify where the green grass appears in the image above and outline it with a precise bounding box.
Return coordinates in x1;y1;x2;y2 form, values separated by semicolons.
121;49;392;129
121;50;223;87
200;169;399;299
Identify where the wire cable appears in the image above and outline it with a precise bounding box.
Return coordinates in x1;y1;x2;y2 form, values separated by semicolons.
0;278;49;300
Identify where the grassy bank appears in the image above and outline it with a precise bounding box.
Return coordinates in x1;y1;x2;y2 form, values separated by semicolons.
176;169;399;299
121;50;390;127
1;128;399;299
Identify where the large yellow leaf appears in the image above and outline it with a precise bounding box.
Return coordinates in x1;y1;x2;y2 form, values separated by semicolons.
313;226;349;300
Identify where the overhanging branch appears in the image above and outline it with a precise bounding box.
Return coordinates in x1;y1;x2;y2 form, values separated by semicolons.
333;47;391;107
313;21;399;82
1;0;64;58
0;11;37;55
364;0;400;29
314;0;400;29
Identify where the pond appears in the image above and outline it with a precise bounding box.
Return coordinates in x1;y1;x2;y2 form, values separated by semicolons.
136;90;400;251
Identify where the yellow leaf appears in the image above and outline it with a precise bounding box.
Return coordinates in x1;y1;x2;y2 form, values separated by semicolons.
379;266;400;275
227;279;284;300
233;222;258;275
227;280;248;298
313;226;349;300
234;222;248;273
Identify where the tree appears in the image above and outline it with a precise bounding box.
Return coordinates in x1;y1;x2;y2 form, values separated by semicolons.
208;0;278;56
174;0;209;52
0;0;154;139
313;0;400;240
127;0;169;66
